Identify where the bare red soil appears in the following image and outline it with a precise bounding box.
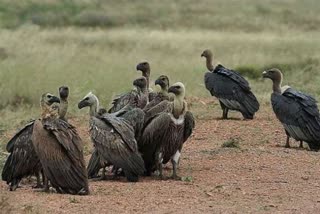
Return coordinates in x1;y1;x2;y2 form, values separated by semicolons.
1;102;320;213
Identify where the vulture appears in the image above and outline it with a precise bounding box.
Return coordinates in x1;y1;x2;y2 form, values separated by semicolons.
136;61;157;101
139;82;195;179
108;77;149;113
58;86;69;121
263;68;320;151
32;93;89;195
143;75;173;112
201;49;259;119
79;92;145;182
1;86;70;191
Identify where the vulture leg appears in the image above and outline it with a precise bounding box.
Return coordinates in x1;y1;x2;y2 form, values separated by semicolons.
170;151;181;180
299;141;303;148
101;167;106;180
219;101;228;119
33;172;43;189
156;152;164;179
35;175;49;192
285;132;290;148
9;179;19;191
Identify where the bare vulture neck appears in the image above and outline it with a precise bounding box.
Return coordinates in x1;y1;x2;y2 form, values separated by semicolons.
89;96;100;117
142;71;150;89
272;78;282;94
41;103;59;119
173;95;185;118
59;99;68;120
206;56;215;71
161;86;169;96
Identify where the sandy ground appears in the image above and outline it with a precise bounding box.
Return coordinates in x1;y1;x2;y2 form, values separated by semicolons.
1;102;320;213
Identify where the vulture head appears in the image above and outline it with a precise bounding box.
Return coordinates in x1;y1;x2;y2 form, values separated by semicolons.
133;77;147;91
41;93;60;107
168;82;185;99
201;49;213;58
155;75;169;90
78;92;99;110
136;61;150;76
40;93;60;118
262;68;283;82
59;86;69;100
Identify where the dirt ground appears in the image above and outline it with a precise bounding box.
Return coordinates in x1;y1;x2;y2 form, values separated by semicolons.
1;101;320;213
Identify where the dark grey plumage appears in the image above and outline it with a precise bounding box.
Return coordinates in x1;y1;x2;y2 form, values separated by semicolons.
79;93;145;182
139;82;195;178
1;120;42;191
201;49;259;119
263;68;320;151
108;77;149;113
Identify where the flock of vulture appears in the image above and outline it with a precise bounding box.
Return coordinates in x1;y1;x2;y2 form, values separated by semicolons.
2;49;320;195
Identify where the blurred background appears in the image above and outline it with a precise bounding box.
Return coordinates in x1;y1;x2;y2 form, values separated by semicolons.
0;0;319;130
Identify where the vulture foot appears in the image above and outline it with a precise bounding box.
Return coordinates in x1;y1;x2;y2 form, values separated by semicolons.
32;183;44;189
299;141;303;148
169;174;181;180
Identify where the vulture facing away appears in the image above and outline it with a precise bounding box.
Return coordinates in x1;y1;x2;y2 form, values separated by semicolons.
201;49;259;119
32;93;89;195
79;92;145;182
263;68;320;151
139;82;195;179
108;77;149;113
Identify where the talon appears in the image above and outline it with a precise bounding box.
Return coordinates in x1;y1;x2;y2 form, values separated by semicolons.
32;184;44;189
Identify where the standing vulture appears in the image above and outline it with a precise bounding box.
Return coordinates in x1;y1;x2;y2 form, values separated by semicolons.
263;68;320;151
79;92;145;182
1;86;70;191
136;61;157;101
143;75;173;112
108;77;149;113
139;82;195;179
32;93;89;195
201;49;259;119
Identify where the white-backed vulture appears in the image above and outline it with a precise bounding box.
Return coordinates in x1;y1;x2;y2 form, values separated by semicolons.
78;92;145;182
263;68;320;151
136;61;157;101
139;82;195;179
201;49;259;119
32;93;89;195
143;75;173;112
108;77;149;113
1;86;70;191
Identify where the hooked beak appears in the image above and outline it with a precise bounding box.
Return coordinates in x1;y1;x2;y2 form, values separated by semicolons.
59;86;69;99
262;71;268;78
78;100;87;109
49;96;60;105
155;79;162;86
136;63;142;71
168;86;178;94
201;53;204;57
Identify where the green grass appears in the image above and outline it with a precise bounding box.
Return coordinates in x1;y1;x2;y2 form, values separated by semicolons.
0;0;320;157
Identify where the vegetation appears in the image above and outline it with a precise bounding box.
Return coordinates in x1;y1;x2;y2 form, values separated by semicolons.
221;138;241;149
0;0;320;164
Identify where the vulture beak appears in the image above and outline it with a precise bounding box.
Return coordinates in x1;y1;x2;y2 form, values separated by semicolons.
78;100;87;109
200;53;204;57
49;96;60;105
136;63;142;71
262;71;268;78
155;79;163;87
59;86;69;99
168;86;178;95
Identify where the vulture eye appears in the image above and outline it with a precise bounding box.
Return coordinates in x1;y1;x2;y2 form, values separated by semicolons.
47;95;52;98
176;86;181;89
85;97;90;101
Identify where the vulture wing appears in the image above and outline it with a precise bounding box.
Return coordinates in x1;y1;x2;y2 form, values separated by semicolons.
2;120;41;186
90;117;145;176
108;90;139;113
183;111;195;142
40;119;88;194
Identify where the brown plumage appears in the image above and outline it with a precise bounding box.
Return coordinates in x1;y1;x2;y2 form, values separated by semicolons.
139;82;195;178
32;93;89;195
108;77;149;113
79;92;145;182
